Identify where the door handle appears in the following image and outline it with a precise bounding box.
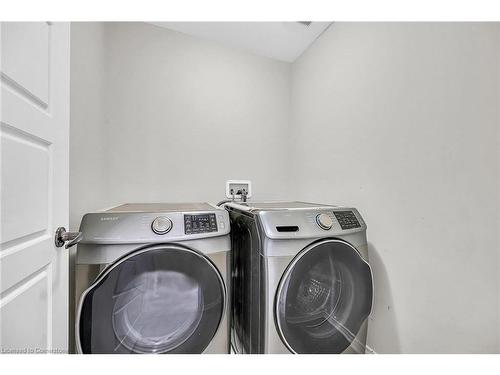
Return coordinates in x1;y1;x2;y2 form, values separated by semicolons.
54;227;82;249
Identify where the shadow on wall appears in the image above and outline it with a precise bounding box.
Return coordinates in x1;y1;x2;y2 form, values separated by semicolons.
366;242;402;353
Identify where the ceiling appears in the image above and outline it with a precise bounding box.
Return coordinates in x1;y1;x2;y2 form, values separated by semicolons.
149;22;332;62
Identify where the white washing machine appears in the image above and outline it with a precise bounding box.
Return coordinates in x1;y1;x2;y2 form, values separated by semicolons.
74;203;230;354
226;201;373;354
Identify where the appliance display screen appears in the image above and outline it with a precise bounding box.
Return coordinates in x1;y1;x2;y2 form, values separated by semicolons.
184;214;217;234
333;211;361;230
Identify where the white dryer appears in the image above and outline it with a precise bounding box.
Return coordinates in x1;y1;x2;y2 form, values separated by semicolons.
74;203;230;354
226;201;373;354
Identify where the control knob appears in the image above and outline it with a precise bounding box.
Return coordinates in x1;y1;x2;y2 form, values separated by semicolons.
316;213;333;230
152;216;173;235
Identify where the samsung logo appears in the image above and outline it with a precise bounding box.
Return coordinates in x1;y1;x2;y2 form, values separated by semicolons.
100;216;119;221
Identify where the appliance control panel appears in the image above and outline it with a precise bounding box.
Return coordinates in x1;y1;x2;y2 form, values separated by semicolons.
184;213;218;234
79;208;229;245
256;206;366;240
333;210;361;230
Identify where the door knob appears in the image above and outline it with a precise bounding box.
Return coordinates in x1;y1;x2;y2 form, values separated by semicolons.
54;227;82;249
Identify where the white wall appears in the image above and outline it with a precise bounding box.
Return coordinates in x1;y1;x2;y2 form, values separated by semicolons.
70;22;107;231
70;22;291;230
290;23;500;353
103;22;291;207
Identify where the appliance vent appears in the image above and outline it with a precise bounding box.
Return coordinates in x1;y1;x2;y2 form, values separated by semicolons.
297;21;312;27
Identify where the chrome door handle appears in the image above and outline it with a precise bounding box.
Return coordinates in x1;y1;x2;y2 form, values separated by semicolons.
54;227;82;249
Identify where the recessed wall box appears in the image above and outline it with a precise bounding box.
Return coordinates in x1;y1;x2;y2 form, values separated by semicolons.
226;180;252;200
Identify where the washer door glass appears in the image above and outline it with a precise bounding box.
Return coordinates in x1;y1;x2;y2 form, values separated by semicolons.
276;240;373;354
78;245;225;354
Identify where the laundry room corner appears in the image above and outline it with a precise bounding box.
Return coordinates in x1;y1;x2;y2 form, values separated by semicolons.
4;3;500;364
67;21;500;354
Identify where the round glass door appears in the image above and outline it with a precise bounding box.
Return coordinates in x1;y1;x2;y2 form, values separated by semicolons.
275;239;373;354
77;245;225;354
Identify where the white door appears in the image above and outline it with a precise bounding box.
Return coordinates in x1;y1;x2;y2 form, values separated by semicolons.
0;22;70;354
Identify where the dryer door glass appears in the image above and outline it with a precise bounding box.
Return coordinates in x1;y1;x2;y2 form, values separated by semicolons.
77;245;225;353
275;240;373;354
